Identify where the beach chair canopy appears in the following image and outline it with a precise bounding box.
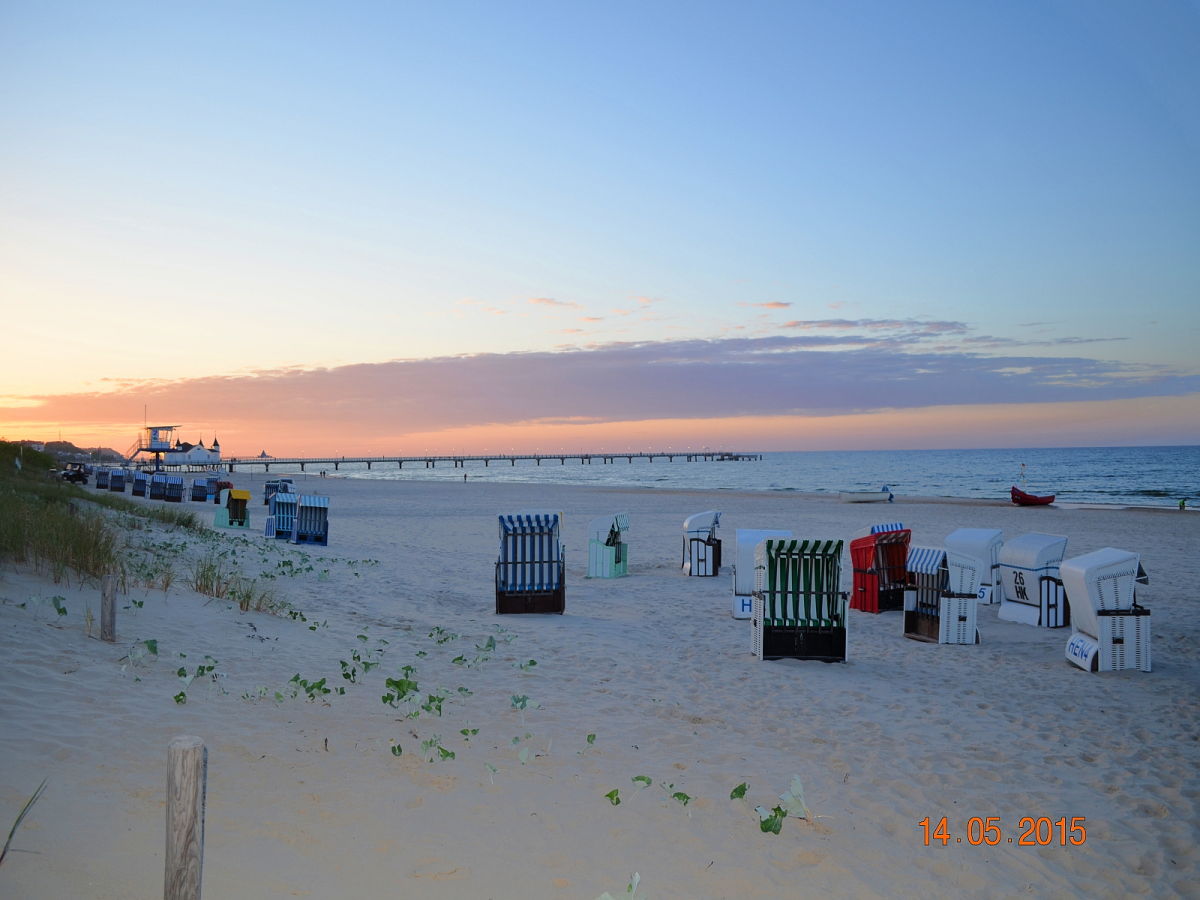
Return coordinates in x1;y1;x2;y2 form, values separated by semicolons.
907;545;947;577
944;527;1003;595
735;529;793;595
497;512;563;592
853;521;904;538
683;510;720;537
589;513;630;543
754;539;845;626
1002;532;1068;574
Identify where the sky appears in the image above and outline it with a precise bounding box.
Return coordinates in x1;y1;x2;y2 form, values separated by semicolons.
2;0;1198;456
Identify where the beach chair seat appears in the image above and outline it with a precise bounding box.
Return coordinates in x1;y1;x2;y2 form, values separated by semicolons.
132;472;148;497
751;539;847;662
732;528;793;619
682;511;722;577
290;494;330;545
95;468;111;490
903;546;979;645
267;491;299;540
163;475;185;502
587;513;629;578
850;524;911;613
214;489;251;529
1062;548;1151;672
998;532;1069;627
944;528;1004;604
496;512;565;614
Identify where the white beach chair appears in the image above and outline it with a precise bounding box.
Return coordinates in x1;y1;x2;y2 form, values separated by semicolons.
903;546;979;645
943;528;1004;604
290;495;330;545
998;532;1069;627
751;538;847;662
682;511;722;577
265;491;299;539
587;513;629;578
732;528;793;618
1061;548;1151;672
496;511;565;614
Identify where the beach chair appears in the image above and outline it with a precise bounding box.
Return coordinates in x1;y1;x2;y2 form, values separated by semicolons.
214;488;251;529
265;490;299;539
587;513;629;578
1062;548;1151;672
903;546;979;644
190;478;209;502
94;468;110;490
207;477;221;503
849;523;911;614
163;475;185;502
732;528;793;618
148;473;168;500
109;469;127;492
495;512;565;614
751;539;847;662
682;511;722;577
944;528;1005;604
263;478;295;506
290;494;330;545
132;471;148;497
998;532;1069;627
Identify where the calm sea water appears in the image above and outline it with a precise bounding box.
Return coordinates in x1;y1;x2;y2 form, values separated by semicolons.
321;446;1198;509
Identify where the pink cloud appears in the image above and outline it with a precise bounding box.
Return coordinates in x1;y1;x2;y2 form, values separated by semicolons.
529;297;579;309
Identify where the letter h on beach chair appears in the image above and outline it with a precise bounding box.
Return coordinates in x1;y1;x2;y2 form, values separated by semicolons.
214;489;251;529
290;495;330;545
682;511;722;577
849;523;911;614
998;532;1069;627
496;512;565;614
751;539;847;662
732;528;793;619
587;513;629;578
1062;549;1151;672
903;546;979;644
265;490;298;539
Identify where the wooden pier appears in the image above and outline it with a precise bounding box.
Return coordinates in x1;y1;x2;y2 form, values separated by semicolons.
158;450;762;474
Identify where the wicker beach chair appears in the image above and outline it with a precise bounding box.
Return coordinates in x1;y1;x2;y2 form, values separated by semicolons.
263;478;295;506
290;494;330;545
903;546;979;644
732;528;793;619
682;511;722;577
587;513;629;578
214;488;251;529
148;473;168;501
1062;549;1150;672
190;478;209;502
108;469;127;492
265;490;299;539
751;539;847;662
998;532;1069;627
849;523;911;614
132;471;148;497
943;528;1004;604
163;475;185;502
496;512;565;614
94;468;111;490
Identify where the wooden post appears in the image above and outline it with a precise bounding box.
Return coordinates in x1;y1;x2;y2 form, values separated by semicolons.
100;574;117;642
165;735;206;900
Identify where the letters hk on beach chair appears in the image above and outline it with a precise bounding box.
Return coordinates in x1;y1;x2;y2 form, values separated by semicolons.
163;475;185;502
944;528;1004;604
998;532;1069;627
290;495;330;546
751;539;847;662
587;513;629;578
496;512;565;614
903;546;979;645
681;511;722;577
731;528;793;619
132;471;148;497
265;490;299;539
1062;548;1151;672
849;523;911;614
214;488;251;529
94;468;111;490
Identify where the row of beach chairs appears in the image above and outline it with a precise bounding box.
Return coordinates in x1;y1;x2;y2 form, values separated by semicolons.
494;510;1150;674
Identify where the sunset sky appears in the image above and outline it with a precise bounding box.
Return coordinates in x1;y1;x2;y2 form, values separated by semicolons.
2;1;1197;456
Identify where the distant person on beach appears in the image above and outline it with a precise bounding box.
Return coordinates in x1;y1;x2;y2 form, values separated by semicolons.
1180;498;1188;510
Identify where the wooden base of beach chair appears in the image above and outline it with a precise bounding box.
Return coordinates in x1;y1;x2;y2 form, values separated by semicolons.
903;597;979;645
290;530;329;546
495;587;565;615
754;623;846;662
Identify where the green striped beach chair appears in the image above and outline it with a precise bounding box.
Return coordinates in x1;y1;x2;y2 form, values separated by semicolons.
751;538;847;662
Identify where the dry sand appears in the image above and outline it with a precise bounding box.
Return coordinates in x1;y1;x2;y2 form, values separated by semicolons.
1;474;1197;899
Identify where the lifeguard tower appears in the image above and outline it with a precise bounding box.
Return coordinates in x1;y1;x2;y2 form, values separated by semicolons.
131;425;180;471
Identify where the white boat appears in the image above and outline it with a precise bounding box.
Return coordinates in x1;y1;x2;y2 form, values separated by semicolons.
840;487;895;503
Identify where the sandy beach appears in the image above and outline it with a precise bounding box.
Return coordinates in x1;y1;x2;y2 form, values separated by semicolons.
1;474;1197;899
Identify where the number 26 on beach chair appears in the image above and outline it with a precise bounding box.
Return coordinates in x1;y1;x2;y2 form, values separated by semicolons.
751;539;847;662
495;512;565;614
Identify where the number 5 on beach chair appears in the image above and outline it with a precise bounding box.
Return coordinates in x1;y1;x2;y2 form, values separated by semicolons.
495;512;565;614
751;539;847;662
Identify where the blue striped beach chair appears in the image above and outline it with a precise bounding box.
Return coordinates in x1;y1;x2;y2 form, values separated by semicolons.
264;478;295;506
148;473;168;501
682;511;722;577
587;513;629;578
496;512;565;614
132;471;148;497
903;546;979;645
190;478;209;502
751;539;847;661
265;491;299;539
109;469;127;492
289;494;329;545
163;475;185;502
94;468;111;490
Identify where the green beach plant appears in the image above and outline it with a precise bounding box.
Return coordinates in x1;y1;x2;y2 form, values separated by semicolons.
0;777;48;867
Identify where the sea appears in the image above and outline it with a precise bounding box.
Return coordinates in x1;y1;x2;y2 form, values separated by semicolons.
321;445;1199;510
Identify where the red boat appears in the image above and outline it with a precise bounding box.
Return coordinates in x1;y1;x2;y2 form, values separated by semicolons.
1011;486;1055;506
